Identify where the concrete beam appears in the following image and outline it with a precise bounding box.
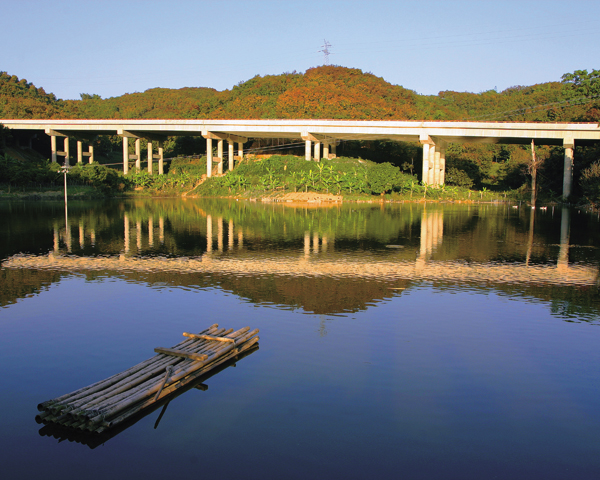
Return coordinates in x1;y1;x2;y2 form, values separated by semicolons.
203;131;248;143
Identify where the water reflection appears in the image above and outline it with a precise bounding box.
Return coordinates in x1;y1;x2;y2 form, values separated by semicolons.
1;200;599;318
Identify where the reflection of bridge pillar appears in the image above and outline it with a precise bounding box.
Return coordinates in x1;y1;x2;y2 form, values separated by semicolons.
322;236;328;252
159;217;164;244
90;229;96;246
418;208;444;263
148;218;154;247
207;215;213;253
313;232;320;253
53;225;59;252
557;208;570;272
238;229;244;249
136;220;142;252
217;217;224;252
124;214;130;253
79;222;84;248
228;219;234;249
304;231;310;257
562;139;574;200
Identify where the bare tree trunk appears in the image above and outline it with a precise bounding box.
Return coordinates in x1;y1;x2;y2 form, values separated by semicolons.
530;139;537;207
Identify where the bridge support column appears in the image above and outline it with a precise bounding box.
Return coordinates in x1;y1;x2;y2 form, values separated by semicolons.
122;137;129;174
428;144;436;184
439;144;446;185
63;137;70;167
157;140;164;175
217;139;223;174
237;142;243;163
228;141;234;171
433;148;441;185
206;138;213;177
51;135;57;163
147;142;153;173
135;139;141;170
314;142;321;162
332;143;337;158
323;143;329;159
305;140;312;161
563;139;574;201
88;145;94;164
77;140;83;164
420;135;435;184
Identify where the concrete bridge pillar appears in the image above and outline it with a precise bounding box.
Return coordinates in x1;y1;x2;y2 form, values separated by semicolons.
228;141;234;171
323;143;329;159
147;142;153;173
420;135;435;184
206;138;213;177
331;143;337;158
305;140;312;161
63;137;70;167
433;148;441;185
563;139;574;201
135;139;141;170
157;140;164;175
88;145;94;164
122;137;129;174
237;142;243;163
217;139;224;175
439;144;446;185
428;144;436;185
51;135;57;163
77;141;83;164
314;142;321;162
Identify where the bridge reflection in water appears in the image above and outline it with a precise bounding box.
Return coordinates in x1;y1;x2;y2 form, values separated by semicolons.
7;205;597;290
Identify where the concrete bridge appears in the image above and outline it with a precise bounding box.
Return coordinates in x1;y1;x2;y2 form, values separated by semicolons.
2;119;599;199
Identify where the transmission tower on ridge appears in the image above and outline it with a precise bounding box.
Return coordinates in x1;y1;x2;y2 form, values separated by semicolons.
319;40;332;65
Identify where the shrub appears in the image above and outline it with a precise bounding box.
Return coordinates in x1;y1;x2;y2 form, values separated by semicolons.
580;161;600;204
445;167;474;188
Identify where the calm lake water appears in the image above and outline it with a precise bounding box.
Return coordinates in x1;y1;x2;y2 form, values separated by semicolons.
1;199;600;480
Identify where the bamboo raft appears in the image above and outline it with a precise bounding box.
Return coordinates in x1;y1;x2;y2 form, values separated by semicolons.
36;324;259;435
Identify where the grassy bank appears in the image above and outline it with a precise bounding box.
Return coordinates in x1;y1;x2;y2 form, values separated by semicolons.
0;153;584;205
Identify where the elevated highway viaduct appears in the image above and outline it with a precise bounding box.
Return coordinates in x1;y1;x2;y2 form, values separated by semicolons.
2;119;599;199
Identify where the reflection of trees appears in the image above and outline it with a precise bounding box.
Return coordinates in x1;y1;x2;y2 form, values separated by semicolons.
2;199;600;318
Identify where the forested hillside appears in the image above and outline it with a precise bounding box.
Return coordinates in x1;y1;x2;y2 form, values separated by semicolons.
2;65;596;122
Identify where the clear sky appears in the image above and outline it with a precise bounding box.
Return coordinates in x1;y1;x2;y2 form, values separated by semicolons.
1;0;598;100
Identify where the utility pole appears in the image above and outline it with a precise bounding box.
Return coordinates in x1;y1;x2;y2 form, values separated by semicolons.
319;40;332;65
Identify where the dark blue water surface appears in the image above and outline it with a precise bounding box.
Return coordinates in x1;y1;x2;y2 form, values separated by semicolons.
1;199;599;480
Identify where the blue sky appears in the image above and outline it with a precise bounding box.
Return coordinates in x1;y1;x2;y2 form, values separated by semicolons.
1;0;598;100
